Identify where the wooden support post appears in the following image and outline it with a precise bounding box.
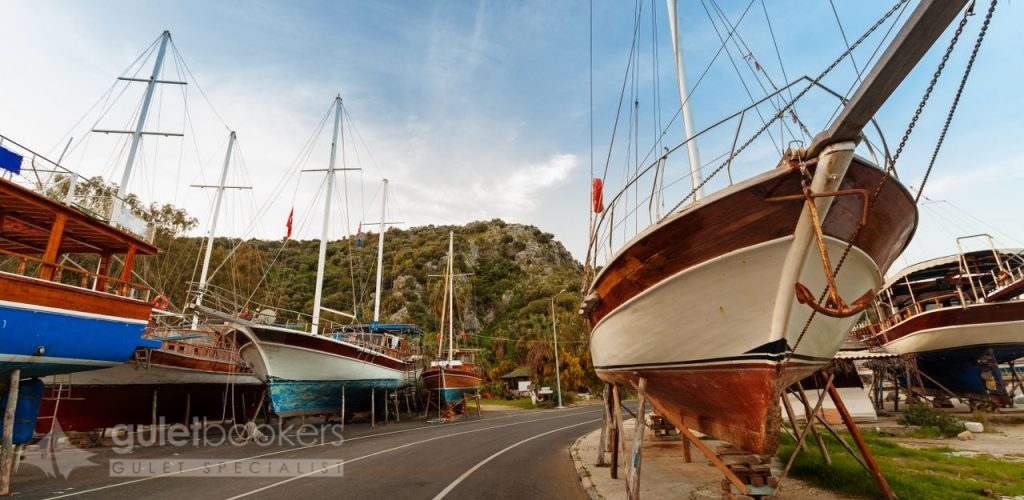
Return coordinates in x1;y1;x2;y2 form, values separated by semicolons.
676;420;748;495
394;391;401;423
151;388;159;428
340;386;346;433
12;445;24;475
610;384;622;479
795;383;832;465
627;377;647;500
780;373;834;486
827;382;895;500
476;393;481;417
811;412;869;472
184;392;192;425
405;390;412;416
371;388;376;428
220;388;228;422
596;384;609;466
780;388;805;454
1;369;22;496
384;389;390;424
680;431;692;463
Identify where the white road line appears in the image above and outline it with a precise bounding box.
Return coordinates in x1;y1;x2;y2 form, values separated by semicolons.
225;410;602;500
431;418;601;500
41;407;593;497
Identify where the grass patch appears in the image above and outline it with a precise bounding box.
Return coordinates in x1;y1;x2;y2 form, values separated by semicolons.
777;430;1024;499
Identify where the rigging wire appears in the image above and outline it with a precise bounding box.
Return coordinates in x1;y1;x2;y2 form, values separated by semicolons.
915;0;996;204
664;0;909;216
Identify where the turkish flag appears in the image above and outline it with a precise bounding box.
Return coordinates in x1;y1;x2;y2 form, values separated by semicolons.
286;208;294;239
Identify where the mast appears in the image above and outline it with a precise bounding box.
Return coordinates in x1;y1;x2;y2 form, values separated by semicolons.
447;231;455;363
435;234;450;356
192;131;240;328
666;0;703;201
372;179;388;323
112;31;172;222
311;96;343;335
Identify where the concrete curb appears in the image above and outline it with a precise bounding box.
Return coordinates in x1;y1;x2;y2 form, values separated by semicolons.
570;428;603;500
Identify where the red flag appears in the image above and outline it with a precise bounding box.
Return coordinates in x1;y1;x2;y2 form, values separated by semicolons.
591;178;604;213
286;207;294;239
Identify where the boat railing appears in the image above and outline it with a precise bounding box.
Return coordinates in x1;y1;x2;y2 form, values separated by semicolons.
143;325;251;368
589;76;892;266
0;134;154;241
331;330;420;361
858;292;965;342
190;281;350;335
0;247;153;301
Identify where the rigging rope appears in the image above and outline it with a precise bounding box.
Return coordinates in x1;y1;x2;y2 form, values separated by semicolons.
664;0;910;217
916;0;995;203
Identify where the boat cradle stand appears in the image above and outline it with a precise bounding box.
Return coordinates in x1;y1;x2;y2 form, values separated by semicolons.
595;369;894;499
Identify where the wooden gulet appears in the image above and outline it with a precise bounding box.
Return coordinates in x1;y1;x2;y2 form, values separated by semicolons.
588;1;975;498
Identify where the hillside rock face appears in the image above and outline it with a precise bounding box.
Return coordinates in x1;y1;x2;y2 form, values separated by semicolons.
157;219;581;336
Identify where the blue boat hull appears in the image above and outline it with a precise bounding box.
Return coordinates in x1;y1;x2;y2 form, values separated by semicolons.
0;302;153;379
912;344;1024;404
266;378;406;417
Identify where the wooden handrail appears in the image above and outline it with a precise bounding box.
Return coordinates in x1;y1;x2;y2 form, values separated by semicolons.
0;247;152;300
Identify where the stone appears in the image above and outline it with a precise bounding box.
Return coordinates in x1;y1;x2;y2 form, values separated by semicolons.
957;430;974;441
963;421;984;433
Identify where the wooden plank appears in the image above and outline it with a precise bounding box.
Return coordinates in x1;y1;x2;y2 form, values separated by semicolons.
627;377;648;500
611;384;622;479
677;422;749;496
1;370;21;496
0;273;151;320
828;382;895;499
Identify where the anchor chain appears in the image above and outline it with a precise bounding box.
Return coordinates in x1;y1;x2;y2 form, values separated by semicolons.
788;2;981;360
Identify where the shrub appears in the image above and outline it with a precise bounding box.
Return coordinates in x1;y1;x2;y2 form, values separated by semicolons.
898;402;966;437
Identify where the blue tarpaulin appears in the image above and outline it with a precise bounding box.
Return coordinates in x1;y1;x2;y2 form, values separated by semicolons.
0;144;23;174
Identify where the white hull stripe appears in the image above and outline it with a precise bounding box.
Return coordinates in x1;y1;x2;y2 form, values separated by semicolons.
0;298;148;325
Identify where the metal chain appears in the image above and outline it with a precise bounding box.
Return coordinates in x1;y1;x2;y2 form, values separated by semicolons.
788;2;978;360
664;0;909;217
916;0;997;203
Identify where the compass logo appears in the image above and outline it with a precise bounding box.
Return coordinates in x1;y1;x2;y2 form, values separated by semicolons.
19;420;97;479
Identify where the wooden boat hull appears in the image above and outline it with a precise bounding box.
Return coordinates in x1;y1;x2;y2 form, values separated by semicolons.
587;157;916;454
34;382;264;432
874;302;1024;357
870;302;1024;406
62;350;261;386
421;366;481;404
0;274;157;378
237;325;415;417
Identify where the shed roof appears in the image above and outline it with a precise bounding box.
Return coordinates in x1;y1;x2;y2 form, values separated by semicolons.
501;366;530;379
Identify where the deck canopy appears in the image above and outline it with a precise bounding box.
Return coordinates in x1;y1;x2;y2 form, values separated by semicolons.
0;177;158;257
883;248;1024;304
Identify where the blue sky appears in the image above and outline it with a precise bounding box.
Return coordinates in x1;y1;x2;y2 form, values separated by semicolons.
1;0;1021;274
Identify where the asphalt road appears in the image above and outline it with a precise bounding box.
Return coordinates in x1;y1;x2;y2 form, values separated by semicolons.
12;405;603;500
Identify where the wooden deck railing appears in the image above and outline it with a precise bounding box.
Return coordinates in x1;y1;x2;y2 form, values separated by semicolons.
0;248;153;301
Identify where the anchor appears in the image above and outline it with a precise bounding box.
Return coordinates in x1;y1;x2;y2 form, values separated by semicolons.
769;186;874;318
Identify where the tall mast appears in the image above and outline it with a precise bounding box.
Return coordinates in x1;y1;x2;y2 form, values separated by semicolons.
436;258;448;355
666;0;703;201
447;231;455;362
311;95;343;335
112;31;172;221
372;179;388;323
192;131;240;328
